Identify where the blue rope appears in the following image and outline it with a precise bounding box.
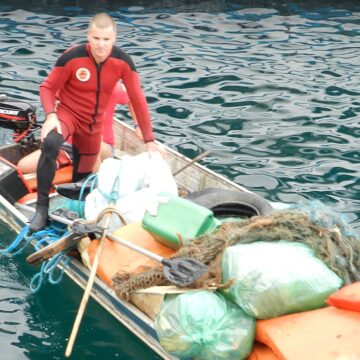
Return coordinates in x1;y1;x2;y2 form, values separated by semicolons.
32;229;70;251
0;226;66;256
4;174;101;292
110;175;120;203
0;221;72;292
97;174;120;204
0;226;29;254
11;235;34;256
79;173;98;202
45;253;71;285
30;261;46;293
47;221;68;234
30;252;72;293
28;225;73;292
68;173;98;217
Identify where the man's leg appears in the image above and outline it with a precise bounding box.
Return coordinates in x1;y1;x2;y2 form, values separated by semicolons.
71;126;102;182
71;146;92;182
29;130;63;232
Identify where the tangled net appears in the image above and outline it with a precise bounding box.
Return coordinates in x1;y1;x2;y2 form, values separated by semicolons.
113;201;360;300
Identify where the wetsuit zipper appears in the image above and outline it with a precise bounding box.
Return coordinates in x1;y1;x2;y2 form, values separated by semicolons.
91;62;102;131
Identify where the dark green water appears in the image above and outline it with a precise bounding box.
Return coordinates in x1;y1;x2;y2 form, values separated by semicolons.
0;1;359;359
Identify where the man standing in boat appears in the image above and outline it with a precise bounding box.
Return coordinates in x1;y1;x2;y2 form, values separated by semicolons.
30;13;157;232
17;82;143;174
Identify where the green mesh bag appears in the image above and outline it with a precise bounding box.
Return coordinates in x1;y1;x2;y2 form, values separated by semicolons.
222;241;343;319
155;290;255;360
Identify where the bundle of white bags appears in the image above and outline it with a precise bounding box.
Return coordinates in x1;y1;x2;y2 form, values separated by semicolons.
84;151;178;229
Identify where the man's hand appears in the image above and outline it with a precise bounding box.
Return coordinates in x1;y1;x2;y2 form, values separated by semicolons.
145;141;167;158
41;113;62;141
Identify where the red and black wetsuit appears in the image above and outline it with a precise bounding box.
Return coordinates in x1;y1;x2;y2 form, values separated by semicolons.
35;43;154;213
40;43;154;173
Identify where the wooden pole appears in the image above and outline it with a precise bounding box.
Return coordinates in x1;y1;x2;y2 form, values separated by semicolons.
64;209;112;357
172;150;211;176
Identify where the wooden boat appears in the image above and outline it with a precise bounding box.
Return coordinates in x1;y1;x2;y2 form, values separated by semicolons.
0;97;277;359
2;98;358;360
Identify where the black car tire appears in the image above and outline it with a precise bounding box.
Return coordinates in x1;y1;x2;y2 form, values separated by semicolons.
186;188;273;218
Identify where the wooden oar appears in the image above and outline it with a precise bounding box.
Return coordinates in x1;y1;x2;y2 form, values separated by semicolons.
26;232;83;265
26;219;105;266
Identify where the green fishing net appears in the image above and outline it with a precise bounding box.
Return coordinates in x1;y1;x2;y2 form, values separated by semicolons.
113;200;360;298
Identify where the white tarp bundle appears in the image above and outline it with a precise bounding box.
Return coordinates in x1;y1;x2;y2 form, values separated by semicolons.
84;151;178;229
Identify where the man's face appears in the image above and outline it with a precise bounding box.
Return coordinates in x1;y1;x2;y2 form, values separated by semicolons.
87;23;115;63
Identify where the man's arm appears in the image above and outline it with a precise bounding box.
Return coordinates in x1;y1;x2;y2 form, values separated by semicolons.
127;102;143;140
39;58;71;140
40;61;71;114
124;88;164;154
121;67;154;143
125;88;165;154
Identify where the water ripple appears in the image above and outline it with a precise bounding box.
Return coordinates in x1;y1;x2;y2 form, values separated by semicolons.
0;4;359;357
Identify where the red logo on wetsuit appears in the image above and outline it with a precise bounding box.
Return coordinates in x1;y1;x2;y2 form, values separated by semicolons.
76;68;91;82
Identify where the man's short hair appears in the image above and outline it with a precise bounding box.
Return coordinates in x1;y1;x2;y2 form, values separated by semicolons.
88;13;116;32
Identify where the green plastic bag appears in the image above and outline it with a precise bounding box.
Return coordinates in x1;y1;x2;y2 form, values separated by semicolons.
222;241;343;319
155;290;255;360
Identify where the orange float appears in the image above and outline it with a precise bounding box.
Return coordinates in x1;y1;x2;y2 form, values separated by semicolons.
87;222;175;288
256;306;360;360
247;342;280;360
327;281;360;312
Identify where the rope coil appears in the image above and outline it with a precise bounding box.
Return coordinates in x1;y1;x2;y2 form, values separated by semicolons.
0;222;71;292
